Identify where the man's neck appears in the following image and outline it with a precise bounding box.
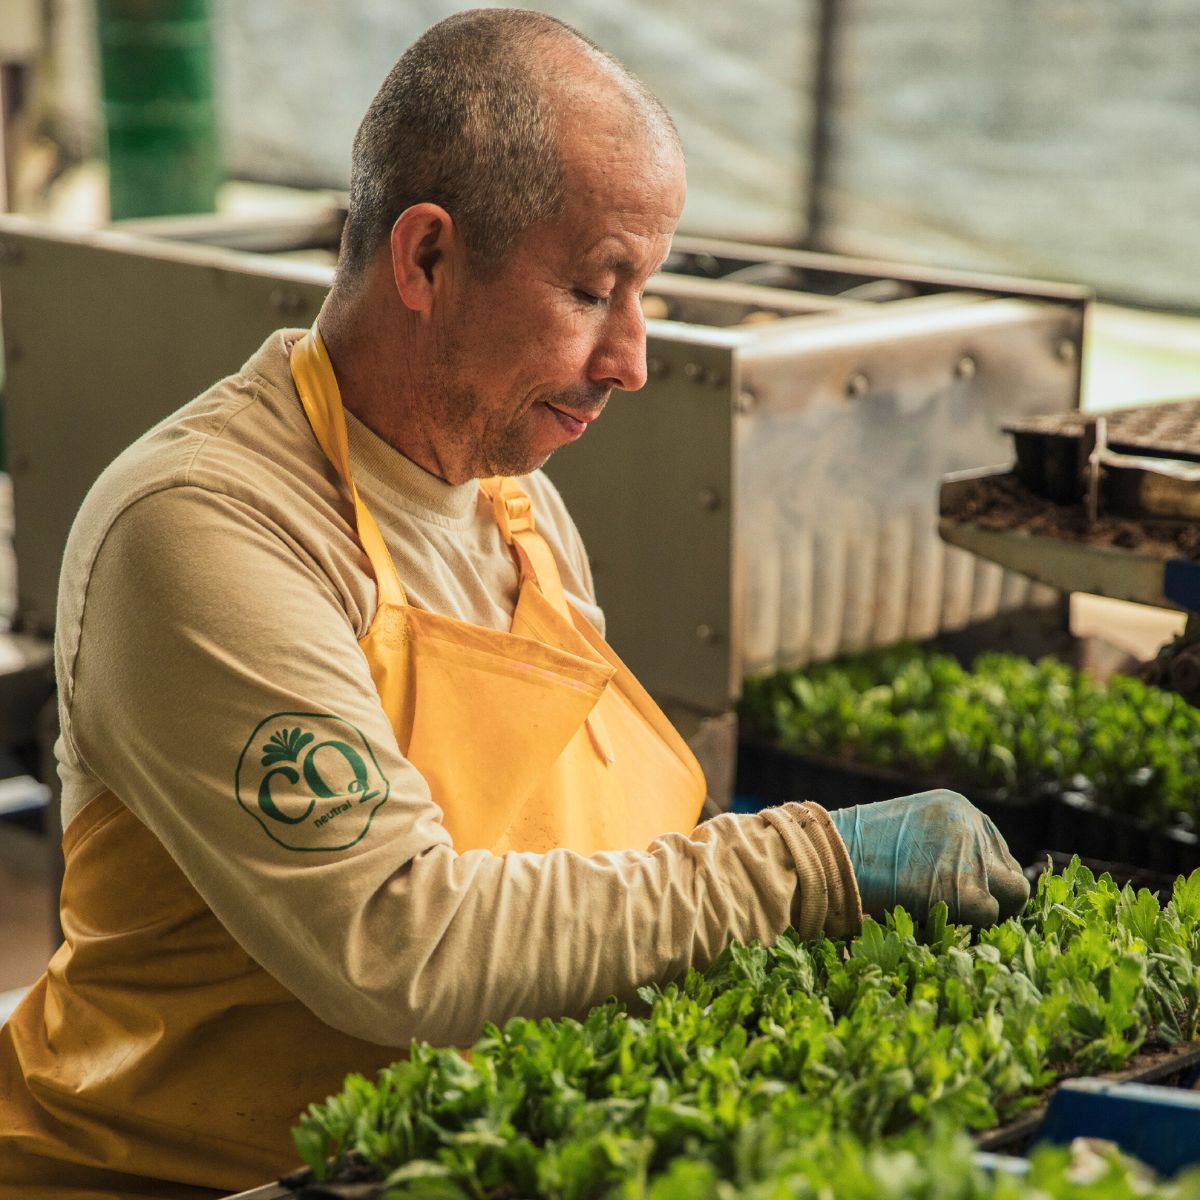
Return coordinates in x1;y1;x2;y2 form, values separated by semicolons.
317;285;448;481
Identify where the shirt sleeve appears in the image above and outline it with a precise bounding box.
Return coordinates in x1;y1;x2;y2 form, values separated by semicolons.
66;485;860;1049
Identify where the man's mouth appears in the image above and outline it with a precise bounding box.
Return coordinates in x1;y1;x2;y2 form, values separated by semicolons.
545;400;603;425
543;399;605;438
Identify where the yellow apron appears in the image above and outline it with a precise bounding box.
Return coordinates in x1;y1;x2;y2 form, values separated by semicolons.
0;329;706;1198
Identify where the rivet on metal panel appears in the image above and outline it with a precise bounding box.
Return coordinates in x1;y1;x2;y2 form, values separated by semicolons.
270;288;305;318
703;367;725;386
735;389;757;415
1056;338;1078;364
696;623;720;644
683;361;704;381
646;356;669;380
0;241;21;264
955;355;977;381
846;371;870;399
697;486;721;512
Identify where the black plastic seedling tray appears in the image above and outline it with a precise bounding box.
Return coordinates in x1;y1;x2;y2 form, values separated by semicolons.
736;740;1200;876
975;1040;1200;1155
255;1042;1200;1199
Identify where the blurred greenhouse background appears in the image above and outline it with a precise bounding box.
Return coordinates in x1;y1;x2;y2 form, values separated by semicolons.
16;0;1197;311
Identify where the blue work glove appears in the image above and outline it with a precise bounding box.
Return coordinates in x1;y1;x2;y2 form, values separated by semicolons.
827;789;1029;927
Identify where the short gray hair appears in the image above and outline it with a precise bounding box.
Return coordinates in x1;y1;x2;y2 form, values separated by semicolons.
338;9;677;280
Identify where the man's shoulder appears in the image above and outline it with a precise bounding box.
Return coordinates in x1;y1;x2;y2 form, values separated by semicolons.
68;330;324;558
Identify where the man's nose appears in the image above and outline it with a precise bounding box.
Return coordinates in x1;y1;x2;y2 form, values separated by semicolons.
588;296;648;393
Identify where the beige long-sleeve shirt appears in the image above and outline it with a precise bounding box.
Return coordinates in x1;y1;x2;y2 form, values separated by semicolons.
54;329;860;1049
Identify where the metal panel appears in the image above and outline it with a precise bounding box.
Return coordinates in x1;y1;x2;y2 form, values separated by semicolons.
734;296;1082;673
0;218;329;633
547;336;735;712
0;217;1088;713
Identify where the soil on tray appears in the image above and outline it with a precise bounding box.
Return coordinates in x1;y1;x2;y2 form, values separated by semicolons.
941;471;1200;558
280;1151;382;1199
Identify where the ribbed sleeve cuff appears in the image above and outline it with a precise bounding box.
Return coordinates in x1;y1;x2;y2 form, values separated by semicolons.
760;802;862;939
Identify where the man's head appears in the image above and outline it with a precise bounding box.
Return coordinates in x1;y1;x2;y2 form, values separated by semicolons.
327;9;687;483
339;9;679;281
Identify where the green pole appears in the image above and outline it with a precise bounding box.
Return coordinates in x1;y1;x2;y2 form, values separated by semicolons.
96;0;220;219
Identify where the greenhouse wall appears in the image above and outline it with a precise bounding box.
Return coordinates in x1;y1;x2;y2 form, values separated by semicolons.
44;0;1200;310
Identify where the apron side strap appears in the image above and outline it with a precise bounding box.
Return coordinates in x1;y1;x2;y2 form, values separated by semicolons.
293;330;355;482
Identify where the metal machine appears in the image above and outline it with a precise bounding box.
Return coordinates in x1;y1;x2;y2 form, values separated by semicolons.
0;209;1088;799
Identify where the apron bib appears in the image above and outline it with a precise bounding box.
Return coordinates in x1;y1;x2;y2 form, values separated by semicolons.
0;328;706;1197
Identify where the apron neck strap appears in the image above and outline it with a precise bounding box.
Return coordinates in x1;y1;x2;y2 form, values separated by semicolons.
288;328;573;624
479;476;573;623
289;327;407;609
479;475;614;762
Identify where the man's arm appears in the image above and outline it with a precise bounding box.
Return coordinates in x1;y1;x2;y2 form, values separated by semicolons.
65;485;859;1049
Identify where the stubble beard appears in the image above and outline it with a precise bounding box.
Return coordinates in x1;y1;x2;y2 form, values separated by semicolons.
429;362;550;481
432;346;568;483
431;306;610;481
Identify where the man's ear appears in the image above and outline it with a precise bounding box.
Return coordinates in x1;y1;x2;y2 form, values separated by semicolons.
388;203;457;312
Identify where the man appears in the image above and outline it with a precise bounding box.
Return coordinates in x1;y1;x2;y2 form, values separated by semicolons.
0;11;1028;1197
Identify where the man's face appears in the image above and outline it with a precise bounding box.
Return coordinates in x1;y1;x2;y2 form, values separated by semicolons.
425;126;687;483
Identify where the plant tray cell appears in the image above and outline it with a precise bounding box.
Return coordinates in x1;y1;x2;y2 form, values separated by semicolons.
736;738;1049;863
736;740;1200;875
1004;400;1200;464
1025;852;1181;900
1045;790;1199;876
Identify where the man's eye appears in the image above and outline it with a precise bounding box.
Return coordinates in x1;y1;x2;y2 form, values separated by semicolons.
573;289;608;307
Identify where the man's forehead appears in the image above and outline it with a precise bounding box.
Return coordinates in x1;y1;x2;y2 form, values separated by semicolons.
558;133;686;219
560;171;685;268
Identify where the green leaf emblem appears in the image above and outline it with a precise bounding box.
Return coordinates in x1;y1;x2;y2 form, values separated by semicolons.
261;726;315;768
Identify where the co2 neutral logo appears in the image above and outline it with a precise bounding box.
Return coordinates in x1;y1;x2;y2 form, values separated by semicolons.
235;713;390;851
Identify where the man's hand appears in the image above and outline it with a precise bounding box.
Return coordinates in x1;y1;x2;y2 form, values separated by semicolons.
827;790;1029;927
